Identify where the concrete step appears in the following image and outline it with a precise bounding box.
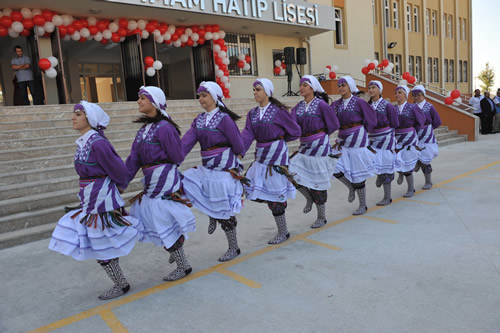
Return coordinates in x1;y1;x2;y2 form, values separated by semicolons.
437;135;468;146
435;130;459;141
0;222;56;250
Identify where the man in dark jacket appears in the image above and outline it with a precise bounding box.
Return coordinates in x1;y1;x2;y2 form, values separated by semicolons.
480;91;495;134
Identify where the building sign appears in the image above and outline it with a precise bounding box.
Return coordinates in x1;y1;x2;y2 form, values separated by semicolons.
105;0;335;30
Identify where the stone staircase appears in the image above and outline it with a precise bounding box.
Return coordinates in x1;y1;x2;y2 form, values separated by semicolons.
0;97;466;249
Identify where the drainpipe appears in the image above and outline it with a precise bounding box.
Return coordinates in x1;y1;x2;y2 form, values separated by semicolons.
303;37;312;75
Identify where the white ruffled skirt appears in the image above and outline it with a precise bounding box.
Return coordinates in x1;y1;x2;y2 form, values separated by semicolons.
182;166;243;220
333;147;376;183
49;210;143;261
130;196;196;249
418;143;439;165
396;146;420;173
289;153;336;190
372;148;399;175
244;162;296;203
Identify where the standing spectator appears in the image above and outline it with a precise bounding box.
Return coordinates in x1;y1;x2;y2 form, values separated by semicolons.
480;92;495;135
493;89;500;133
11;46;36;106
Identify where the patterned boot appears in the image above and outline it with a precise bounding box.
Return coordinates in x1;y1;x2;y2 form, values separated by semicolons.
208;216;217;234
414;161;421;173
336;175;356;203
353;187;367;215
423;172;433;190
311;204;327;228
397;172;404;185
268;214;290;245
97;258;130;300
377;182;392;206
218;217;241;262
297;186;314;213
403;173;415;197
375;175;382;188
164;236;192;281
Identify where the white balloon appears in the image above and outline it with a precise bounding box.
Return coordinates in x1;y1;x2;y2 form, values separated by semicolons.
120;36;125;42
35;26;45;36
274;60;282;67
87;17;97;26
71;32;81;41
153;60;163;70
323;68;331;76
332;65;339;71
221;76;229;83
163;33;171;40
44;22;55;33
168;24;176;34
155;36;164;44
213;44;221;53
204;32;213;40
222;58;230;65
180;34;188;43
146;67;156;77
109;22;119;33
173;40;181;47
8;28;20;38
218;30;226;39
87;35;93;41
214;65;219;71
48;56;58;68
103;30;112;39
454;97;462;104
80;28;90;38
61;15;72;26
94;32;103;42
63;34;71;41
280;68;286;76
45;68;57;78
212;32;220;40
225;82;231;88
185;28;192;36
128;20;137;30
445;91;451;97
218;51;227;59
192;42;198;47
363;58;371;66
3;9;12;16
141;30;149;39
32;9;42;17
238;53;246;61
21;8;33;19
383;67;392;73
243;63;250;71
11;22;24;33
399;79;408;85
153;29;161;38
52;15;63;26
217;69;224;78
137;19;147;30
373;59;379;66
191;33;199;42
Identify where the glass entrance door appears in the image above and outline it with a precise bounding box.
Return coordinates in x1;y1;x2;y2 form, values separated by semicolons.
79;64;124;103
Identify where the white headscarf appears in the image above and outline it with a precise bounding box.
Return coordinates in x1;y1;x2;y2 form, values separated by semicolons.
396;85;410;97
368;80;383;94
197;81;226;108
300;75;325;93
412;85;426;96
338;76;360;93
138;86;169;118
253;78;274;97
75;101;110;129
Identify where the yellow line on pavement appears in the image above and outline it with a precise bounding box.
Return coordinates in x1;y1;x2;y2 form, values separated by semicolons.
434;161;500;187
298;237;342;251
216;268;261;288
436;185;472;191
401;198;440;205
99;309;128;333
358;216;399;224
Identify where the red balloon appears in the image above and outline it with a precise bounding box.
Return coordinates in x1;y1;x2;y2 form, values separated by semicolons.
218;82;225;89
381;59;389;67
407;76;416;84
237;60;245;69
100;38;109;45
329;72;337;79
274;66;281;75
215;57;223;66
198;37;205;45
164;39;172;44
326;65;332;70
220;64;227;71
42;10;54;22
38;58;51;71
119;18;128;29
222;88;229;96
451;89;461;99
144;56;154;67
198;29;205;37
0;16;12;28
171;34;179;41
79;37;87;43
72;20;83;31
445;97;453;105
221;45;227;52
217;39;225;46
67;25;75;35
175;27;183;35
150;20;159;27
11;11;23;22
205;25;213;32
23;18;34;30
117;28;127;37
146;23;156;33
81;20;88;28
245;55;251;63
180;42;186;48
88;26;98;35
21;29;31;37
368;63;375;70
212;24;220;32
191;25;199;32
159;26;167;34
132;28;141;35
223;70;229;77
0;26;8;37
216;77;221;83
187;39;194;46
58;25;67;37
361;67;370;75
111;33;120;43
281;63;287;69
402;72;410;80
96;21;108;32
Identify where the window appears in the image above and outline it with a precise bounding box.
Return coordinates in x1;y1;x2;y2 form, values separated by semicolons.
463;61;468;82
388;53;395;68
408;55;415;76
448;15;453;38
272;49;284;77
385;0;391;28
449;59;454;82
434;58;439;82
393;1;399;29
444;59;448;82
432;11;437;35
416;56;422;82
374;52;380;61
427;57;433;82
334;9;344;45
426;9;430;34
442;14;446;37
413;6;420;32
462;18;466;40
395;54;402;75
407;5;412;31
225;33;258;76
372;0;377;24
458;18;462;40
458;60;463;82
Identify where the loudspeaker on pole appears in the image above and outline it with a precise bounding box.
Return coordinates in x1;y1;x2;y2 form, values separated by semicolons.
296;48;307;65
